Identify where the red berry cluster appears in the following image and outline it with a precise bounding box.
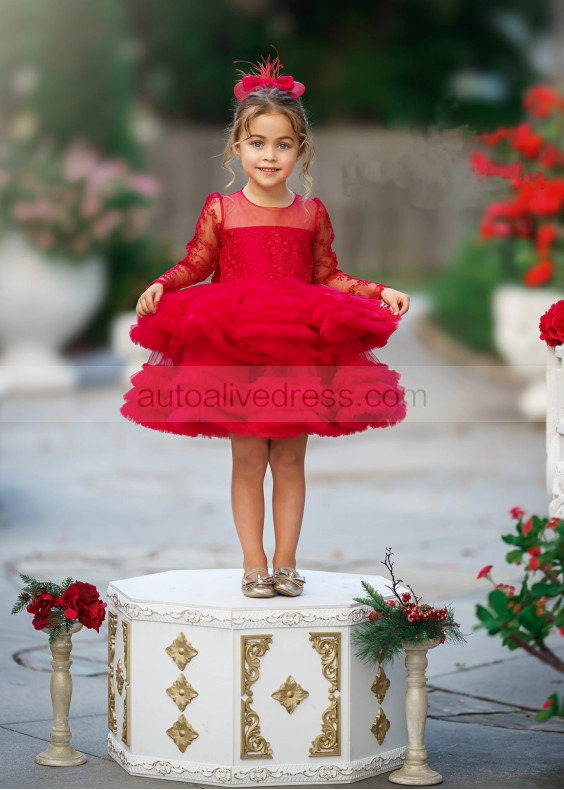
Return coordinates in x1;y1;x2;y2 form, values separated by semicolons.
402;593;448;623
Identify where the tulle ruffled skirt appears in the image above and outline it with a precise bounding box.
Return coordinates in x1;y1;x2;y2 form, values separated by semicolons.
120;276;407;439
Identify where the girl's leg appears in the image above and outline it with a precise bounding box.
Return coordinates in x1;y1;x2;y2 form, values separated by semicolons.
269;433;308;569
230;433;271;579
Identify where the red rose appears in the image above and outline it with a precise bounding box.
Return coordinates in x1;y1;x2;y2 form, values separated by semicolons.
540;300;564;346
31;610;52;631
26;591;56;615
72;581;106;632
61;582;81;619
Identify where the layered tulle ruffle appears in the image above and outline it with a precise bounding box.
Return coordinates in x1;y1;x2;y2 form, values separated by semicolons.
120;276;407;439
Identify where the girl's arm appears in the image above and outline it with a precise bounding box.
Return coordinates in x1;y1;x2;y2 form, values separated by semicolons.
311;197;387;299
147;192;223;293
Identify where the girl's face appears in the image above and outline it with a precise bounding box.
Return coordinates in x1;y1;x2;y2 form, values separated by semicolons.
234;112;301;192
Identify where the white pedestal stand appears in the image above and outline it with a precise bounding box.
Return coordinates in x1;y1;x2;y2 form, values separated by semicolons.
389;638;441;786
106;568;408;786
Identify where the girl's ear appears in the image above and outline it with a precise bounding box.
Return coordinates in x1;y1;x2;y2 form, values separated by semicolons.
232;142;241;159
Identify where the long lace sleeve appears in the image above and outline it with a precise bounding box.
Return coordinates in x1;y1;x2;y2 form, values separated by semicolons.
312;198;387;300
147;192;222;293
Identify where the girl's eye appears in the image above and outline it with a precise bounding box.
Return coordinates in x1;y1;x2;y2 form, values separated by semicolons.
251;140;262;147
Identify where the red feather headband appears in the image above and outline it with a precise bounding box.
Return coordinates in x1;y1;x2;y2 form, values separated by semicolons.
233;51;305;101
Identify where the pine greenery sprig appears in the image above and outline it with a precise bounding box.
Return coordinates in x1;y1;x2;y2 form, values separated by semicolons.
351;548;466;667
11;572;81;645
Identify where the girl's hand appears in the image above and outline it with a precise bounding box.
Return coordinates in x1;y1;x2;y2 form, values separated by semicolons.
136;283;163;317
380;287;410;316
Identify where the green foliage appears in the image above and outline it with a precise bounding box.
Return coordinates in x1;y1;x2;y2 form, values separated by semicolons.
475;510;564;721
120;0;546;128
429;224;506;354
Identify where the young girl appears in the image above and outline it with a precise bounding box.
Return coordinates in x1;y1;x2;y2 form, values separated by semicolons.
120;53;410;599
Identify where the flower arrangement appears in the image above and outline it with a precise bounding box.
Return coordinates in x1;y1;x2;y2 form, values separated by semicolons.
11;573;107;645
351;548;465;666
539;299;564;346
476;507;564;721
0;136;160;262
471;83;564;289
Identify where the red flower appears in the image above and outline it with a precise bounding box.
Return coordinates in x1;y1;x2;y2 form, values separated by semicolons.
510;507;526;519
474;128;511;146
523;85;560;118
540;144;564;168
527;546;541;556
540;300;564;346
524;258;554;287
543;698;554;710
529;556;540;571
470;150;522;181
559;627;564;636
477;565;493;579
535;224;558;255
61;581;106;631
509;122;544;159
31;610;53;631
522;518;534;535
547;517;560;529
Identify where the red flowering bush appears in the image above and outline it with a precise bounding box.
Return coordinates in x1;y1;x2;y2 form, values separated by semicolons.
11;573;106;644
539;300;564;346
471;84;564;289
476;507;564;721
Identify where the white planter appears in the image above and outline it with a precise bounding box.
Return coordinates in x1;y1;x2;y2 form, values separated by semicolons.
492;284;564;420
111;311;150;387
0;231;107;392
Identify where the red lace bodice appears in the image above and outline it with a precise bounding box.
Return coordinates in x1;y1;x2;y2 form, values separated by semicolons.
149;189;388;299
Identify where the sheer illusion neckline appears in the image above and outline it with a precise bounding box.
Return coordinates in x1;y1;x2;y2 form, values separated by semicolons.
239;188;298;209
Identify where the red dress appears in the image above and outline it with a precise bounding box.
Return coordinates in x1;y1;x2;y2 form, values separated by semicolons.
120;189;407;439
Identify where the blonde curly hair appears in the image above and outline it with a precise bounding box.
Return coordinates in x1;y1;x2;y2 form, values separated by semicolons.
222;88;315;198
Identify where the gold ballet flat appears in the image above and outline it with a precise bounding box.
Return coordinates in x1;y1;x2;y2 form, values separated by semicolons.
272;566;306;596
242;567;276;598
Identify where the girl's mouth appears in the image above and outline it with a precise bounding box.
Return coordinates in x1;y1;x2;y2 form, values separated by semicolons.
258;168;279;173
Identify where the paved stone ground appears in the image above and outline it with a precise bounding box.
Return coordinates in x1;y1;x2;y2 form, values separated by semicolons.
1;294;563;788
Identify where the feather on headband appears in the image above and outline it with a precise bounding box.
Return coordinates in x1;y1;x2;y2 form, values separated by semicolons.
233;51;305;101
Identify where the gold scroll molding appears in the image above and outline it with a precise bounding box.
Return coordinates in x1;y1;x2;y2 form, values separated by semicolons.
116;658;125;696
121;620;131;745
309;632;341;756
107;611;117;734
240;634;273;759
271;675;309;714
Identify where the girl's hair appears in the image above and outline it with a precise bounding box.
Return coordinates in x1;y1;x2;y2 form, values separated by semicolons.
222;88;315;198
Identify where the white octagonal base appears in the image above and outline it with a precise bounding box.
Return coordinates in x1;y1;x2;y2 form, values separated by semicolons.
106;569;407;786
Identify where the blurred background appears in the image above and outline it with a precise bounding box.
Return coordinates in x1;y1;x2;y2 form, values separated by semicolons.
0;0;557;357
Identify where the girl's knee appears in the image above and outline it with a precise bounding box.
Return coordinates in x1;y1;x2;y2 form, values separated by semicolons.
269;444;307;473
231;435;269;476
